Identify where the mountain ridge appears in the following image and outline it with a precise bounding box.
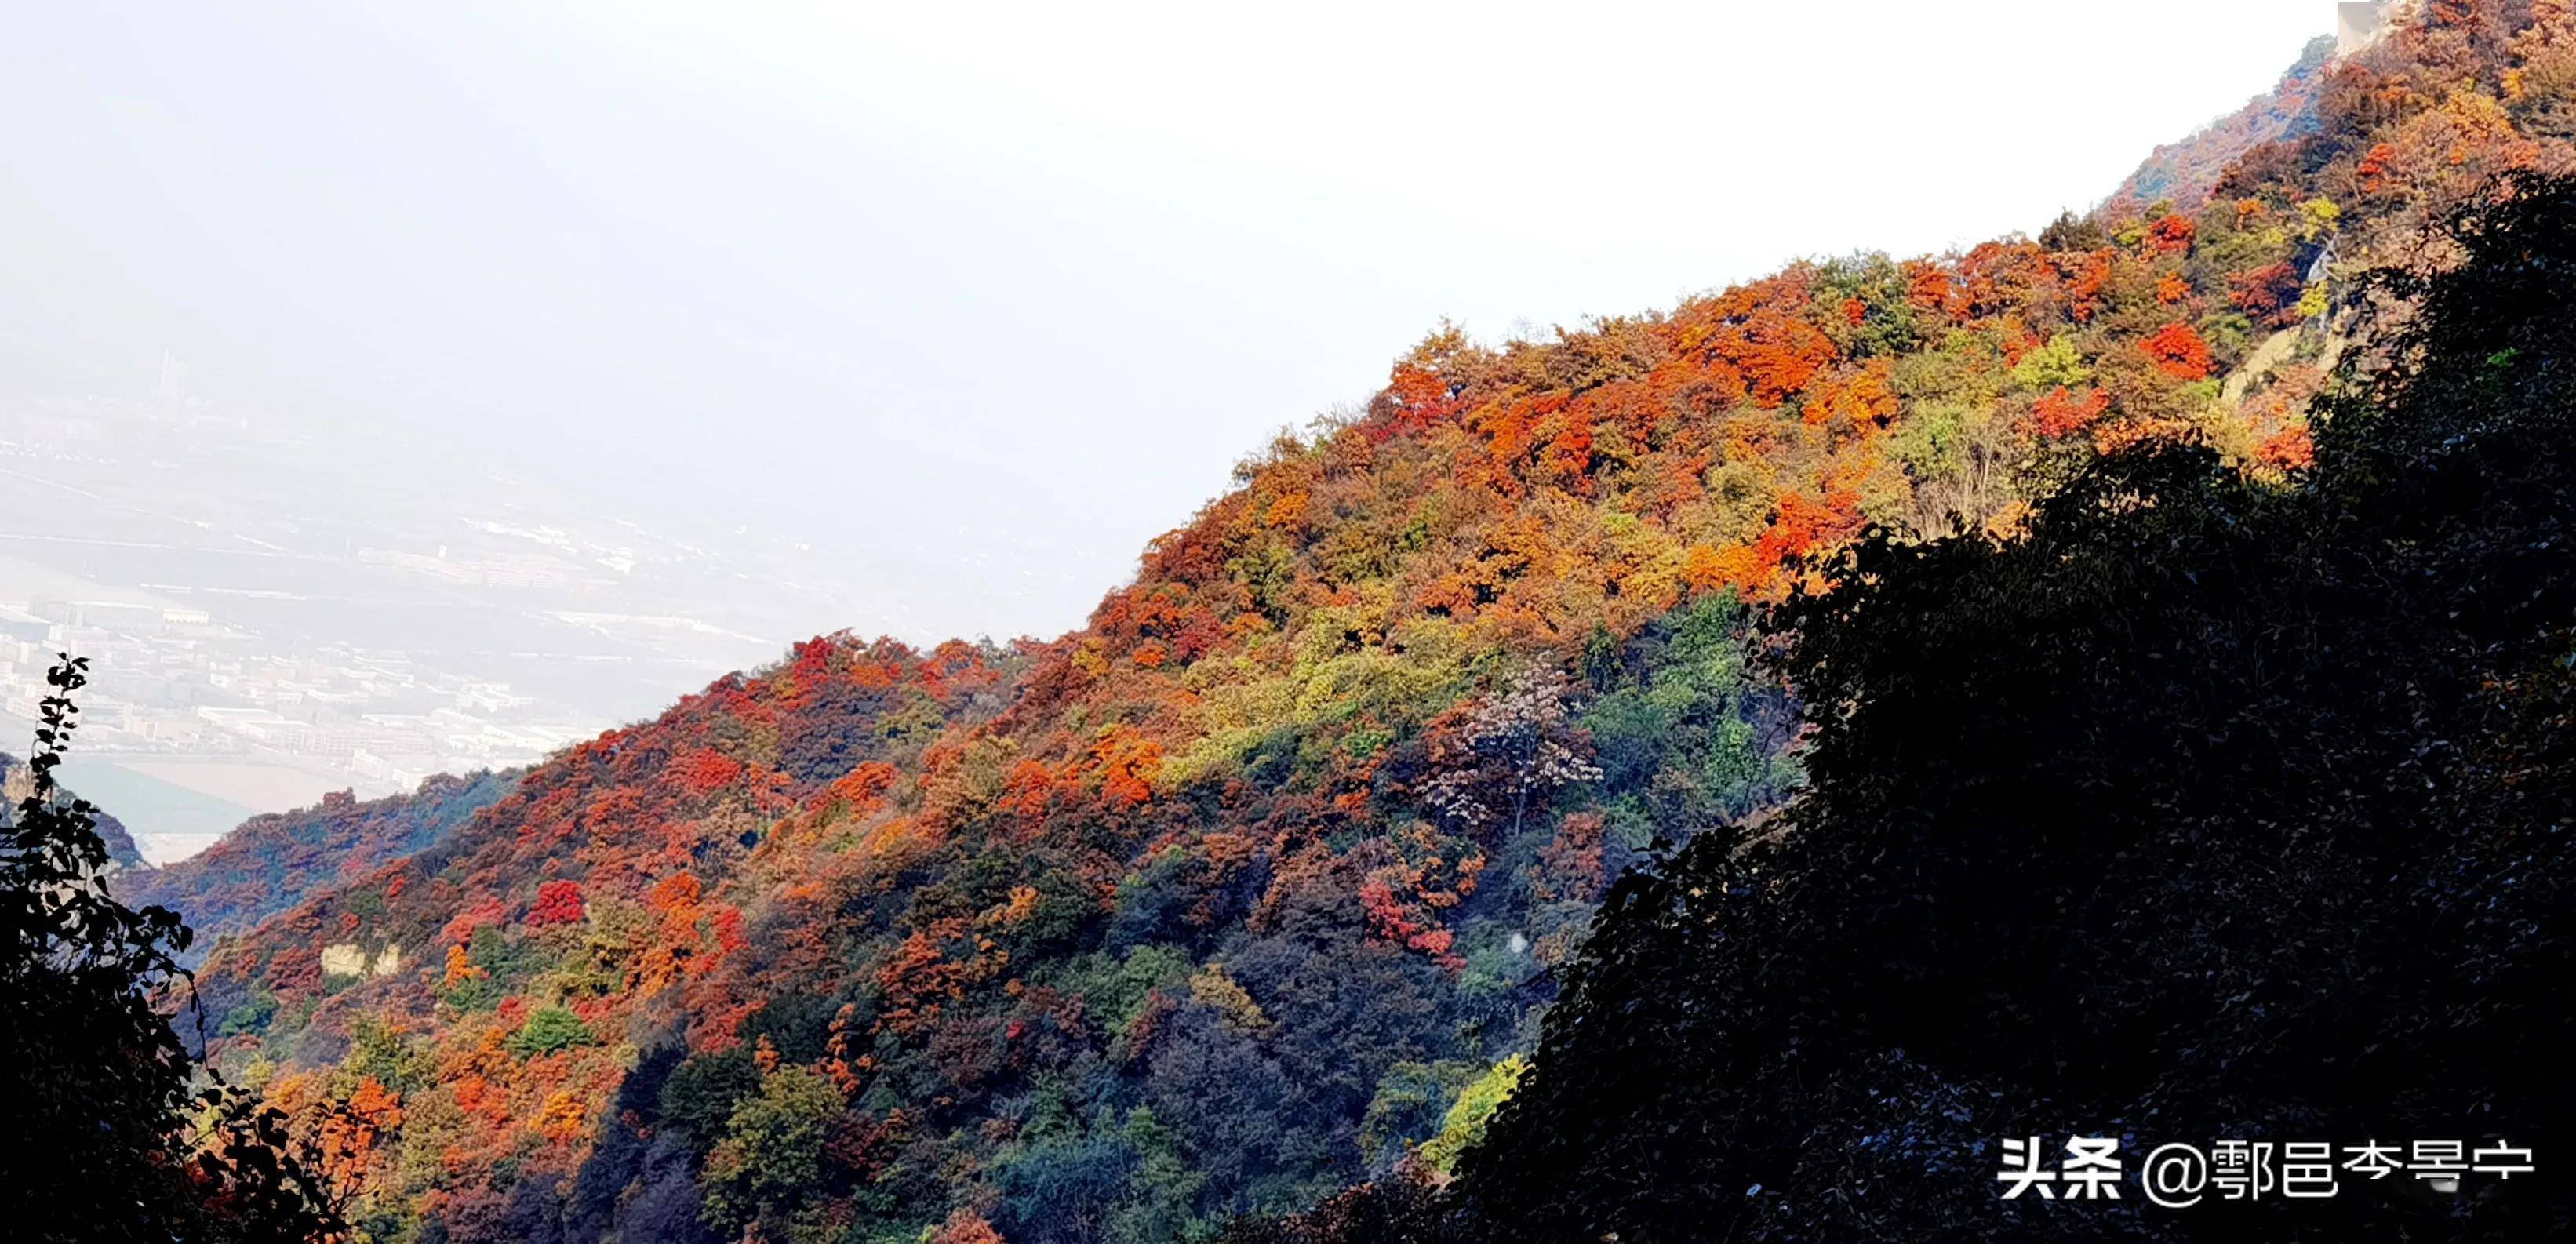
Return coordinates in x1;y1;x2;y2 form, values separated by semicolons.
116;5;2576;1242
112;772;518;963
2104;35;2338;216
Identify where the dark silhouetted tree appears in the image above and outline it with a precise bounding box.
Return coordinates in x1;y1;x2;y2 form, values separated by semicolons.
2;655;347;1243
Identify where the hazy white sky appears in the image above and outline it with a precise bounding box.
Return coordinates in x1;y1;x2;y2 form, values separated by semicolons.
3;1;2337;643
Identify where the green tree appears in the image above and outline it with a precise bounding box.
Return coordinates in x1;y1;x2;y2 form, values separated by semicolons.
1358;1061;1478;1171
1585;593;1799;826
1414;1055;1524;1176
699;1064;844;1235
503;1004;596;1057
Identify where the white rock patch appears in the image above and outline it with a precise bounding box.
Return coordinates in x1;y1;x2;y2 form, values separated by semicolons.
320;942;368;978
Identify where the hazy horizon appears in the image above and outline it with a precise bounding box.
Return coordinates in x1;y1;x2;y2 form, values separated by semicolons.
9;1;2340;642
1;2;2346;853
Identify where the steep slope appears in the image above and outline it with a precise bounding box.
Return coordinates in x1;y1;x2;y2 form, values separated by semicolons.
1443;168;2576;1244
186;5;2576;1243
113;773;517;960
2103;35;2337;216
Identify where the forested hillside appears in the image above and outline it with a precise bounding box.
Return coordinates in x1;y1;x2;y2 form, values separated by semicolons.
2105;35;2338;215
148;4;2576;1242
115;774;517;962
1431;169;2576;1242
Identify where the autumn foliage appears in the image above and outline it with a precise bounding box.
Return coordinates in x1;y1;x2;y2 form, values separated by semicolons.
136;5;2576;1242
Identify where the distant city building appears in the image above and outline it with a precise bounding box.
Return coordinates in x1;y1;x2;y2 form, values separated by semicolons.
133;717;208;745
32;598;163;631
457;682;532;713
50;625;117;659
296;729;366;760
5;373;839;838
349;747;432;790
195;705;296;740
